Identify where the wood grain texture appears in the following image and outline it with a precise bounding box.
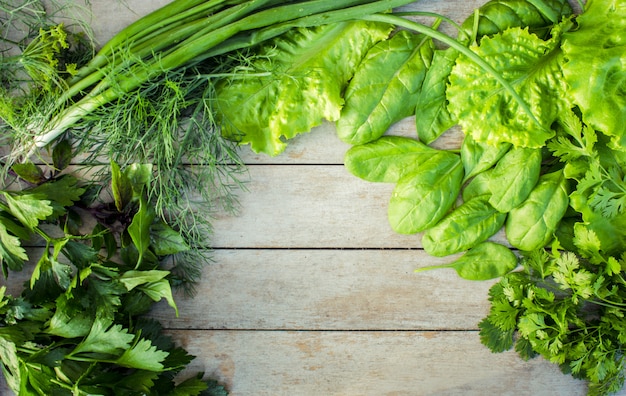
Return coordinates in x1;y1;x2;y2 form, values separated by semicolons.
168;330;587;396
209;164;509;249
0;0;600;395
149;249;493;331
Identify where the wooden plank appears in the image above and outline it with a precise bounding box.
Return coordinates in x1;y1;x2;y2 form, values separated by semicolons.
210;165;508;248
0;329;592;396
149;249;493;330
2;249;492;332
167;329;589;396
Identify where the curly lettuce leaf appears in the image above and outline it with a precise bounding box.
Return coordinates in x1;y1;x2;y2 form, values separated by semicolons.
216;21;391;156
561;0;626;149
447;26;567;148
337;30;434;145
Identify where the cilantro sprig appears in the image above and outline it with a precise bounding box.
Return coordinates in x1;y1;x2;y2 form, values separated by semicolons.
480;240;626;396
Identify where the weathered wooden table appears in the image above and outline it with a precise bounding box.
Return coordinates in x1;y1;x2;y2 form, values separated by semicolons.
0;0;603;394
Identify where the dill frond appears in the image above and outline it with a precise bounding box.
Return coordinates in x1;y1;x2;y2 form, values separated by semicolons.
71;55;249;293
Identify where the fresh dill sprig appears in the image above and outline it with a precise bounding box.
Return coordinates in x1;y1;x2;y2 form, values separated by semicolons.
70;56;249;293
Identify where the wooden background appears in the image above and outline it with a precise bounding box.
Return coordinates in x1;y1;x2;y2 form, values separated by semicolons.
1;0;608;395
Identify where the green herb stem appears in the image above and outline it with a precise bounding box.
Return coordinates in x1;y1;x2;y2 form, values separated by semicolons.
62;0;278;102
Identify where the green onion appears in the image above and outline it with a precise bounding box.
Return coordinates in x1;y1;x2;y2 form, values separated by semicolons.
11;0;415;159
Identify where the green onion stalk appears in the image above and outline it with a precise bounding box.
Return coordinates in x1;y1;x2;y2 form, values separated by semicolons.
9;0;416;160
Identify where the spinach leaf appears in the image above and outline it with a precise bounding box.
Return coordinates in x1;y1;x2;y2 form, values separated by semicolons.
505;170;569;251
460;133;511;182
488;147;542;212
388;151;463;234
337;30;434;145
414;47;458;144
422;195;507;257
462;171;493;202
344;136;438;183
416;241;518;280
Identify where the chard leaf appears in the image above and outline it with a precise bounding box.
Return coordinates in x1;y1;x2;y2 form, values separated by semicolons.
416;242;518;280
447;26;566;148
1;192;53;229
344;136;438;183
388;151;463;234
415;47;458;144
217;21;390;156
337;30;434;145
488;147;542;212
561;0;626;148
505;170;569;251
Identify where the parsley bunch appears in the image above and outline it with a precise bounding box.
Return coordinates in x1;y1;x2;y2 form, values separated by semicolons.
0;141;226;395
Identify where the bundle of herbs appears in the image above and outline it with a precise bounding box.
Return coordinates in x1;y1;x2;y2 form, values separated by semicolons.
0;150;228;394
0;0;419;393
1;0;417;241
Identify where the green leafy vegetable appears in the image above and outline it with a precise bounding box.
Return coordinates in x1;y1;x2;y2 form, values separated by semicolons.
480;239;626;396
414;47;459;144
447;25;567;148
0;161;225;395
487;147;542;212
561;0;626;149
505;170;569;250
459;0;572;42
217;20;391;155
337;30;434;145
344;136;438;183
416;241;518;280
422;196;507;257
388;150;463;234
460;133;511;182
